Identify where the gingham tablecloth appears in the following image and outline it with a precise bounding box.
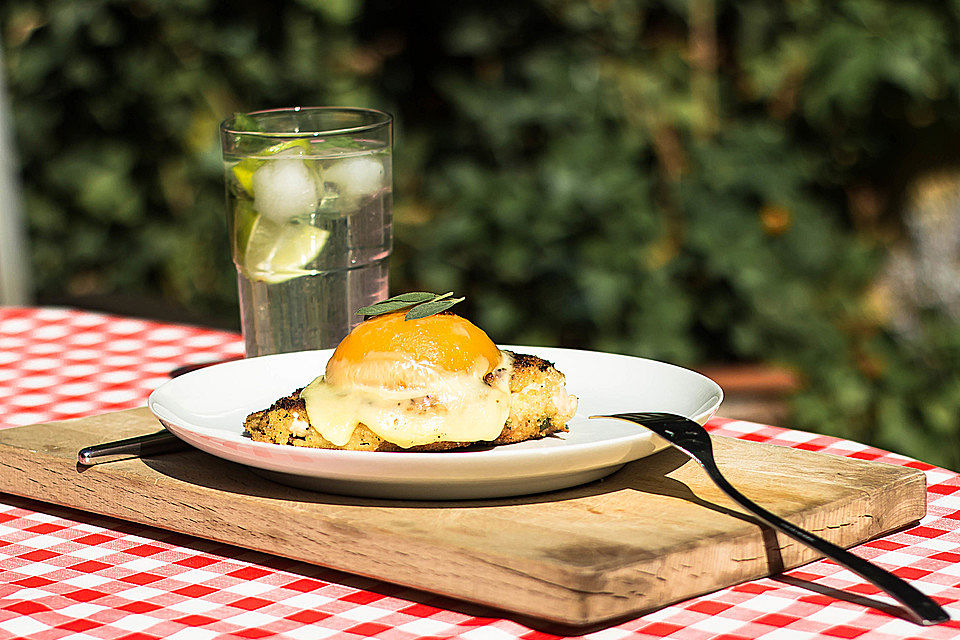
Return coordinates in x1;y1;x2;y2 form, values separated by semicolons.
1;307;959;640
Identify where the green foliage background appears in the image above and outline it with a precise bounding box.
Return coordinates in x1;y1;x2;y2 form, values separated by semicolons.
4;0;960;469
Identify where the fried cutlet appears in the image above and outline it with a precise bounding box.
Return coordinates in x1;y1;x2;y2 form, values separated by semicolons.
243;351;577;451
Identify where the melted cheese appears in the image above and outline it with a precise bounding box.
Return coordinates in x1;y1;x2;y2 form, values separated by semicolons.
301;351;513;449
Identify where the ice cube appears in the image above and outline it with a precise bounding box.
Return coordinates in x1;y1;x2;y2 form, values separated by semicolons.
323;156;385;198
252;155;320;223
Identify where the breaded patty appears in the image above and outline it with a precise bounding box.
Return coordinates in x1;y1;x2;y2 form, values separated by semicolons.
243;351;578;451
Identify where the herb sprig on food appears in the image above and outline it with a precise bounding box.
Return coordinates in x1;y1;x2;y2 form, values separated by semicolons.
356;292;465;320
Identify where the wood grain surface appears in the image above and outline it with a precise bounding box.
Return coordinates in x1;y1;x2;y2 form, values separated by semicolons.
0;408;926;625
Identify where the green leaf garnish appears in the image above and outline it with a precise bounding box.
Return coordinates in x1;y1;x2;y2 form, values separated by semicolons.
403;296;465;319
356;291;465;320
384;291;439;304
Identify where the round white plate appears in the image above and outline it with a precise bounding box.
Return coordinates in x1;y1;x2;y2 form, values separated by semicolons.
148;347;722;500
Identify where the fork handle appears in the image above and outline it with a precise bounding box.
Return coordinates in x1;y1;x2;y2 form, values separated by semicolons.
78;431;186;465
701;462;949;625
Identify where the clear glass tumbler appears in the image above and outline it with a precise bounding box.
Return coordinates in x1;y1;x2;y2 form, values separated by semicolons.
220;107;392;356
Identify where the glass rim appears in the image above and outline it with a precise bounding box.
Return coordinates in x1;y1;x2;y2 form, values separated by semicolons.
220;106;392;137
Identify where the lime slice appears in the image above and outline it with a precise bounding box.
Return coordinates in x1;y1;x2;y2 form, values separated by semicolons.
233;200;259;257
242;216;330;284
231;138;312;195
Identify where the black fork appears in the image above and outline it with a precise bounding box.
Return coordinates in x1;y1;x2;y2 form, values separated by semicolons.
594;412;950;626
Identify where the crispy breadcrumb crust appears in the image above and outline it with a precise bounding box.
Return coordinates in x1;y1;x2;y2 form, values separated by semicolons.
243;351;577;451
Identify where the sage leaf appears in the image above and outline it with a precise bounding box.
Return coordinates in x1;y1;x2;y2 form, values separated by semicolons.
355;300;415;316
388;292;440;303
355;291;440;316
404;297;465;320
356;291;465;320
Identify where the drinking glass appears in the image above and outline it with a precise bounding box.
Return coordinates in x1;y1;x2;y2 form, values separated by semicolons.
220;107;392;356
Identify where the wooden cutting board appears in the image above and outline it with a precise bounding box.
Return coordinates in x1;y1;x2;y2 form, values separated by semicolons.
0;408;925;626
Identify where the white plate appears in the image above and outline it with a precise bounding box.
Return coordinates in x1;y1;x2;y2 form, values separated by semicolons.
148;347;722;500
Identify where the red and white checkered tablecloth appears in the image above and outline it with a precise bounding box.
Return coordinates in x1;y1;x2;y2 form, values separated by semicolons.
1;306;959;640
